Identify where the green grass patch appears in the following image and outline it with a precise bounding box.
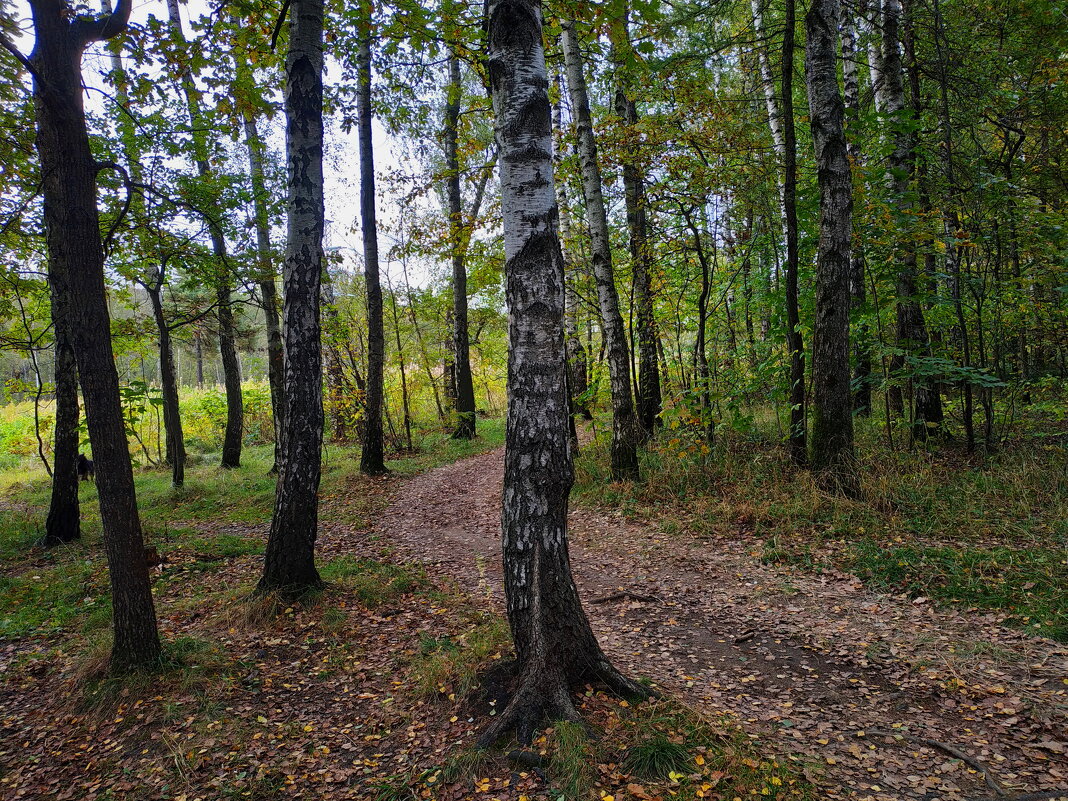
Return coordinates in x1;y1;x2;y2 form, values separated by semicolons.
409;616;511;699
0;558;110;638
847;542;1068;640
320;556;429;607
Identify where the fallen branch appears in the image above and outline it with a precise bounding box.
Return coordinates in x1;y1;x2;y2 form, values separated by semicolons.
865;729;1008;798
590;591;662;605
733;630;757;644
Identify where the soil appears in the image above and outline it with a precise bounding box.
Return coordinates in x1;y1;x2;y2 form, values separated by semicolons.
380;447;1068;801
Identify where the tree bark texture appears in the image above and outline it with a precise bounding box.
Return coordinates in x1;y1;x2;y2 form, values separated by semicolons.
560;17;640;481
752;0;805;464
781;0;807;465
839;4;873;416
165;0;243;468
552;75;591;422
357;6;387;475
44;276;80;545
258;0;325;596
30;0;161;668
445;51;477;440
806;0;858;496
481;0;647;746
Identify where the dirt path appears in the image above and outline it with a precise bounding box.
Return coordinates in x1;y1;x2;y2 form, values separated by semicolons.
377;448;1068;801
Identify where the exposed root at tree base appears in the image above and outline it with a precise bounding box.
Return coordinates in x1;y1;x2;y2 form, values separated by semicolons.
475;659;655;748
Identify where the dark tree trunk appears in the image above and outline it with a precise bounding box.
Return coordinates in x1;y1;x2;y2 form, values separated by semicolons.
877;0;943;441
145;273;185;487
165;0;243;468
357;6;387;476
806;0;858;495
44;277;80;545
683;207;716;446
258;0;325;596
29;0;160;668
195;330;204;389
610;6;661;439
561;17;641;481
445;51;477;440
241;108;285;475
217;280;243;467
480;0;648;746
782;0;807;465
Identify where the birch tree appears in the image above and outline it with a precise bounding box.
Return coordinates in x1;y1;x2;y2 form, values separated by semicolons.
560;17;640;481
258;0;325;595
480;0;648;745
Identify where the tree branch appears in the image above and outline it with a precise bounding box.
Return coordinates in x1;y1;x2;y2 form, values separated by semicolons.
0;32;42;85
76;0;133;43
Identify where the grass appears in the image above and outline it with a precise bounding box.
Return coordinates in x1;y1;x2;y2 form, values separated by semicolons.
0;416;507;644
320;556;429;607
574;411;1068;641
409;615;511;699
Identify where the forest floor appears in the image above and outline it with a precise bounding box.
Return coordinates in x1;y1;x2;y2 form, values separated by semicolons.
1;431;1066;801
381;446;1068;801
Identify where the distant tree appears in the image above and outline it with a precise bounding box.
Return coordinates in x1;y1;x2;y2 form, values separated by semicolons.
560;17;640;482
445;50;477;440
44;276;80;544
480;0;648;746
357;0;387;476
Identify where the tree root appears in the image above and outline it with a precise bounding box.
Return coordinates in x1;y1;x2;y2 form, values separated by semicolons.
866;729;1008;798
590;591;662;604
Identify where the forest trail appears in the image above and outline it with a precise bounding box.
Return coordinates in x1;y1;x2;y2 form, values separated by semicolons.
375;447;1068;801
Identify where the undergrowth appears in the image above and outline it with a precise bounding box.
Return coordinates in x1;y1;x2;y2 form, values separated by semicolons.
574;415;1068;641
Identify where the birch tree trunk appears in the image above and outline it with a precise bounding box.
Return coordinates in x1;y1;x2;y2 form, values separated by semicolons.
806;0;858;495
481;0;647;746
258;0;324;596
445;50;477;440
552;75;591;422
357;1;387;475
165;0;243;468
560;17;640;481
29;0;160;668
839;4;873;416
752;0;806;464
